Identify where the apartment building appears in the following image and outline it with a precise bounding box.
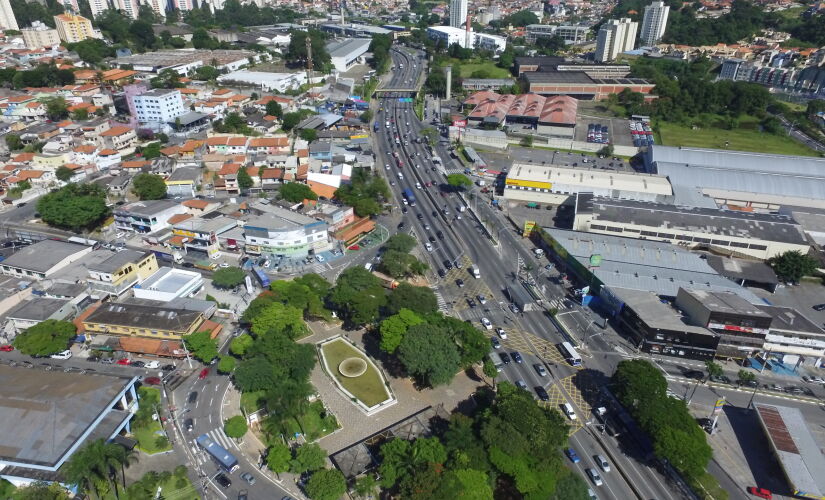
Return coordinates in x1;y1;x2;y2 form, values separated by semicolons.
22;21;61;49
132;88;186;131
87;250;159;297
0;0;18;31
54;14;95;43
640;1;670;46
595;18;637;62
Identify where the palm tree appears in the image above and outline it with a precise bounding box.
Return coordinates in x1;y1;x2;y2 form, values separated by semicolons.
116;445;139;492
63;444;107;499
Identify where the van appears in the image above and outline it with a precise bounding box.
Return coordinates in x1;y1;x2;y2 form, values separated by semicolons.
50;350;72;360
562;403;577;420
471;265;481;279
364;263;374;272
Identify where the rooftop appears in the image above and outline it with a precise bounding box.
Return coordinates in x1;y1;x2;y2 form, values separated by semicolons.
678;288;770;318
116;200;181;217
88;250;147;274
84;302;202;332
136;267;201;294
758;305;825;335
326;38;372;59
610;287;718;336
1;240;89;273
508;163;672;196
5;297;69;321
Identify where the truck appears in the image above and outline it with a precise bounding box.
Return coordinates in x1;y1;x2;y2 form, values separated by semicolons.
471;265;481;279
196;434;239;473
195;260;217;271
488;351;504;372
152;250;184;264
402;188;416;206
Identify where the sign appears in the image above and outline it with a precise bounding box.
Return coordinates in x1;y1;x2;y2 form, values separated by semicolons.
707;323;770;336
589;254;603;267
350;134;369;140
505;178;552;190
713;397;726;412
523;220;536;237
453;119;467;128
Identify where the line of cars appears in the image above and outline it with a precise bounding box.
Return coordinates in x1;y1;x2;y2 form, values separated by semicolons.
586;124;610;144
630;119;654;147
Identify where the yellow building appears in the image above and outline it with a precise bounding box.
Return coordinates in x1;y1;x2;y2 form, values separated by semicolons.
87;250;159;297
54;14;95;43
82;302;208;340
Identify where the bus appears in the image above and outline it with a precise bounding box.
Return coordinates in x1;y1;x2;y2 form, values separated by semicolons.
196;434;239;473
252;266;270;288
559;342;582;367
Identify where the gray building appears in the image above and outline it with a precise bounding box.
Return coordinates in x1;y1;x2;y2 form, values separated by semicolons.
326;38;372;73
525;24;589;44
0;240;93;280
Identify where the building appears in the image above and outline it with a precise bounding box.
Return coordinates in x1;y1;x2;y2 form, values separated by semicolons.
0;365;139;484
21;22;61;49
426;26;507;53
88;0;108;18
640;1;669;46
595;18;637;62
612;287;720;359
171;216;236;258
522;71;653;100
54;14;95;43
462;78;516;91
759;305;825;367
449;0;468;28
515;57;632;78
463;91;578;134
645;146;825;210
573;194;810;260
676;288;773;358
165;167;200;198
87;250;159;297
0;240;93;280
133;268;203;301
504;164;672;205
82;302;213;340
131;88;186;131
319;23;392;37
326;38;372;73
114;200;188;234
115;0;140;19
0;0;17;31
525;25;589;45
217;71;306;93
719;58;746;80
243;209;332;258
98;125;138;151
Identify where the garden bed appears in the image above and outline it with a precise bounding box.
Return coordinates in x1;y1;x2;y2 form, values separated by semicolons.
319;337;394;411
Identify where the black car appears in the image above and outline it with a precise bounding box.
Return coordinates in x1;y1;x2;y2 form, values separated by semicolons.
401;206;408;213
162;364;176;371
512;351;523;363
437;268;446;278
398;222;406;230
188;391;198;403
130;360;145;368
535;386;550;401
443;259;453;270
429;236;436;243
431;210;438;217
814;303;825;311
456;279;464;288
500;352;511;364
215;474;232;489
87;355;100;363
417;213;424;220
467;298;476;308
436;231;444;240
684;370;705;380
184;418;193;432
182;262;195;268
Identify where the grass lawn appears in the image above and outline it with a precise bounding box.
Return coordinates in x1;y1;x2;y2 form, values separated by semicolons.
240;390;266;414
320;339;390;408
450;60;511;79
656;122;820;157
689;471;729;500
280;400;340;442
132;420;171;455
102;471;199;500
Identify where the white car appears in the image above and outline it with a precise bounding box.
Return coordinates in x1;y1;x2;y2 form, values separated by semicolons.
385;164;390;170
477;295;487;305
586;469;603;487
481;318;492;330
50;350;72;360
219;262;230;268
425;242;433;252
115;232;126;239
495;327;507;339
144;360;160;369
316;255;325;262
595;455;610;472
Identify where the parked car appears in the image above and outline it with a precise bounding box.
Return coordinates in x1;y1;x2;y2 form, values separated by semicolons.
491;337;501;349
481;318;492;330
130;360;145;368
144;360;160;369
746;486;772;499
0;345;13;352
143;376;162;385
162;364;176;371
495;327;507;339
215;474;232;489
684;370;704;380
50;350;72;360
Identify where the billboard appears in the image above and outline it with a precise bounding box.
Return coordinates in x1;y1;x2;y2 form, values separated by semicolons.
707;323;770;336
523;220;536;237
505;178;552;190
453;119;467;128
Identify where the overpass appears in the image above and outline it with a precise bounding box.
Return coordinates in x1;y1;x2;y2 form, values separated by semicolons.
374;87;419;94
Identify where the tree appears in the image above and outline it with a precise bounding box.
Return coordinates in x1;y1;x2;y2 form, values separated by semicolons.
5;134;21;151
72;108;89;121
285;29;331;73
483;359;498;385
234;357;280;392
503;9;539;26
63;438;130;499
280;182;318;202
327;267;387;326
386;283;438;316
237;167;254;191
217;355;236;374
281;112;302;131
183;330;218;363
250;302;308;339
597;144;614;157
305;468;347;500
267;443;292;474
290;443;326;473
37;183;109;230
140;142;162;159
378;438;413;488
612;359;668;412
224;415;248;439
12;481;70;500
550;472;590;500
265;100;283;119
768;250;819;283
737;369;756;384
131;173;167;200
192;28;218;49
193;65;220;81
150;68;183;89
353;474;378;499
230;334;254;356
299;128;318;142
211;266;247;288
435;468;494;500
705;360;723;378
379;249;422;279
384;233;416;253
43;97;69;120
13;319;75;356
446;173;473;190
359;109;373;123
398;324;462;386
379;308;424;353
55;165;74;183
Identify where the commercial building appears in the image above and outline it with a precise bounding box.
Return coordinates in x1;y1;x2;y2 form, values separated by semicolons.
0;365;138;484
759;305;825;367
319;23;392;37
645;146;825;210
503;163;672;205
595;18;637;62
243;208;332;258
573;193;810;260
54;14;95;43
82;302;215;340
515;57;632;79
463;91;578;135
640;1;670;45
426;26;507;53
131;88;186;131
326;38;372;73
449;0;468;28
21;22;60;49
217;71;306;93
521;71;653;100
0;240;93;281
171;216;237;258
525;25;589;45
133;267;203;302
116;49;255;74
87;250;159;298
462;78;516;91
114;200;188;234
0;0;17;31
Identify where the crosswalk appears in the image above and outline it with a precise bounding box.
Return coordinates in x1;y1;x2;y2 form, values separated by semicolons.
190;428;237;469
432;287;449;312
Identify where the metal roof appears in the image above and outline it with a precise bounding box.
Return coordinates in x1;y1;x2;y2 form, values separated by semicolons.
325;38;372;59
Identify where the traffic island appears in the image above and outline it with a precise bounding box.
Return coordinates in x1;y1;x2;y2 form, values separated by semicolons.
318;336;396;415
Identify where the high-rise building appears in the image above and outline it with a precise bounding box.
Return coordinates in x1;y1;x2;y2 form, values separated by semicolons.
88;0;110;19
22;21;61;48
594;18;637;62
131;88;186;131
640;0;670;46
0;0;19;31
54;14;96;43
449;0;468;28
115;0;140;19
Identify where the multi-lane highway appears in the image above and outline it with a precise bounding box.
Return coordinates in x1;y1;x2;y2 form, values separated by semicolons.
375;46;682;500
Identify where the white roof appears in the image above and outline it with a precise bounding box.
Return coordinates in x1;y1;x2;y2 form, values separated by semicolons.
509;163;673;195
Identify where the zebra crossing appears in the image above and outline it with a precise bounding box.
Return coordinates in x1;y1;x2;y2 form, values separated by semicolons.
190;428;237;468
432;287;449;312
548;298;566;311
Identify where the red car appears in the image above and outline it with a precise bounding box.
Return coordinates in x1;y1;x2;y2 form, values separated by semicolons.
143;376;162;385
199;368;209;379
0;345;13;352
116;358;131;365
747;487;772;499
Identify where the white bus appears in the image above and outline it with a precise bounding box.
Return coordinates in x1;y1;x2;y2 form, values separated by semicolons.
559;342;582;367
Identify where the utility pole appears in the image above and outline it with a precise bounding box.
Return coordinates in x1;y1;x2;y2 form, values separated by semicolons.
305;35;313;85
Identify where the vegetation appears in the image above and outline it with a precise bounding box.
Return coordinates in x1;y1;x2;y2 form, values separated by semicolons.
237;166;254;190
768;250;820;283
327;267;389;326
217;355;236;374
131;173;167;200
214;112;256;135
211;266;247;288
285;29;332;73
10;0;64;29
12;319;75;356
265;100;283;119
224;415;248;439
4;134;21;152
446;173;473;190
305;468;348;500
62;438;137;498
370;34;393;74
320;338;391;407
334;169;391;217
656;121;819;156
280;182;318;203
37;183;109;231
278;400;338;442
245;274;332;322
182;330;218;363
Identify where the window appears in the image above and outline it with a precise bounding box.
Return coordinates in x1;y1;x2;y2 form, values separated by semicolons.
749;244;767;250
658;233;675;239
640;230;657;237
711;239;729;246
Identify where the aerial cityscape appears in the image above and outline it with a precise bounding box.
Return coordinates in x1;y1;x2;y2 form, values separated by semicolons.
0;0;823;498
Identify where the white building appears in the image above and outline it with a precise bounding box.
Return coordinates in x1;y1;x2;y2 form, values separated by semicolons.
326;38;372;73
427;26;507;54
640;1;670;46
0;0;18;30
133;268;204;301
525;25;589;45
88;0;109;18
0;240;92;281
115;0;139;19
217;71;307;93
21;22;60;49
595;18;637;62
450;0;468;28
132;88;186;131
243;209;332;258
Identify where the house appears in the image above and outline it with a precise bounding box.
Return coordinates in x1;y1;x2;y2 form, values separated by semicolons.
0;240;93;280
96;148;121;171
114;200;188;234
215;162;242;194
98;125;137;151
181;198;220;216
247;136;290;155
86;250;159;297
166;167;201;198
260;168;283;190
82;302;220;341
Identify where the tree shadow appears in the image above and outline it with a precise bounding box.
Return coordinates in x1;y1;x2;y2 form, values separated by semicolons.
361;329;408;379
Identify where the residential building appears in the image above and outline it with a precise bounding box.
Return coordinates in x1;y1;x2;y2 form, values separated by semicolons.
114;200;188;233
595;18;637;62
82;302;214;340
87;250;159;297
115;0;139;19
133;268;203;301
640;1;670;46
98;125;137;151
0;365;138;484
131;88;185;131
88;0;109;18
0;0;17;31
243;208;332;258
525;25;589;45
427;26;507;53
4;297;75;335
0;240;93;280
54;14;95;43
21;22;61;49
165;167;200;198
449;0;468;28
326;38;372;73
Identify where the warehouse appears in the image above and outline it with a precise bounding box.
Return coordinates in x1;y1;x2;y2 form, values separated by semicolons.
463;91;578;136
521;71;654;100
326;38;372;73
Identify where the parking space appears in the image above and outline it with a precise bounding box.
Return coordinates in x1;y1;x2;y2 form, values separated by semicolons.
574;117;635;148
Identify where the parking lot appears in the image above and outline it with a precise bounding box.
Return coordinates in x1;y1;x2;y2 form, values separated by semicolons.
574;116;635;148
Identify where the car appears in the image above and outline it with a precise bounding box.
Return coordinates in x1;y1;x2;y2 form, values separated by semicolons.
423;223;430;231
516;379;528;390
508;304;520;314
436;230;444;240
184;418;194;431
467;298;476;308
425;242;433;252
199;368;209;379
240;472;256;485
594;455;610;472
417;213;424;220
130;360;145;367
746;486;772;499
535;386;550;401
238;490;249;500
401;206;408;214
481;318;492;330
215;474;232;489
143;376;162;385
456;279;464;288
565;448;581;464
437;268;446;278
188;391;198;403
534;363;548;377
512;351;523;363
500;352;511;364
477;295;487;305
87;355;100;362
491;337;500;349
495;327;507;339
181;262;195;268
0;345;13;352
813;304;825;311
428;235;436;243
812;376;825;383
50;350;72;360
219;262;230;268
443;259;453;270
398;222;406;230
684;370;705;380
100;357;114;364
586;468;603;486
144;360;160;369
115;232;125;239
709;374;732;384
162;364;176;371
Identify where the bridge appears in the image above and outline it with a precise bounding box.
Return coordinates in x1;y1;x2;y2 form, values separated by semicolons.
374;87;419;94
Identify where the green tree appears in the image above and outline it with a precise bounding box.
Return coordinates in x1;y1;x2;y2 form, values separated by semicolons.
550;472;590;500
281;112;302;131
5;134;21;151
140;142;162;159
265;100;283;118
705;360;723;378
150;68;184;89
43;97;69;120
13;319;75;356
353;474;378;499
11;481;70;500
379;249;421;279
612;359;668;412
37;183;109;230
192;28;218;49
503;9;539;26
237;167;254;191
212;266;247;288
131;173;167;200
224;415;248;439
327;267;387;326
234;357;280;392
483;359;498;384
378;438;413;488
183;330;218;363
360;109;373;123
398;324;462;386
379;308;424;353
62;438;131;499
250;302;308;339
299;128;318;142
72;108;89;121
194;65;220;81
386;282;437;316
768;250;819;283
446;173;473;190
285;29;331;73
55;165;74;182
435;468;494;500
305;468;347;500
737;369;756;384
230;334;254;356
267;443;292;474
384;233;416;253
290;443;327;473
217;355;236;374
280;182;318;203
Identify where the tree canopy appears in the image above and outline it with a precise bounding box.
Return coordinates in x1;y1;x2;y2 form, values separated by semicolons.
183;330;218;363
285;29;332;73
131;173;167;200
223;415;248;439
305;468;347;500
37;183;109;231
335;169;391;217
327;267;388;326
768;250;819;283
280;182;318;203
398;324;462;386
13;320;75;356
211;267;247;288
